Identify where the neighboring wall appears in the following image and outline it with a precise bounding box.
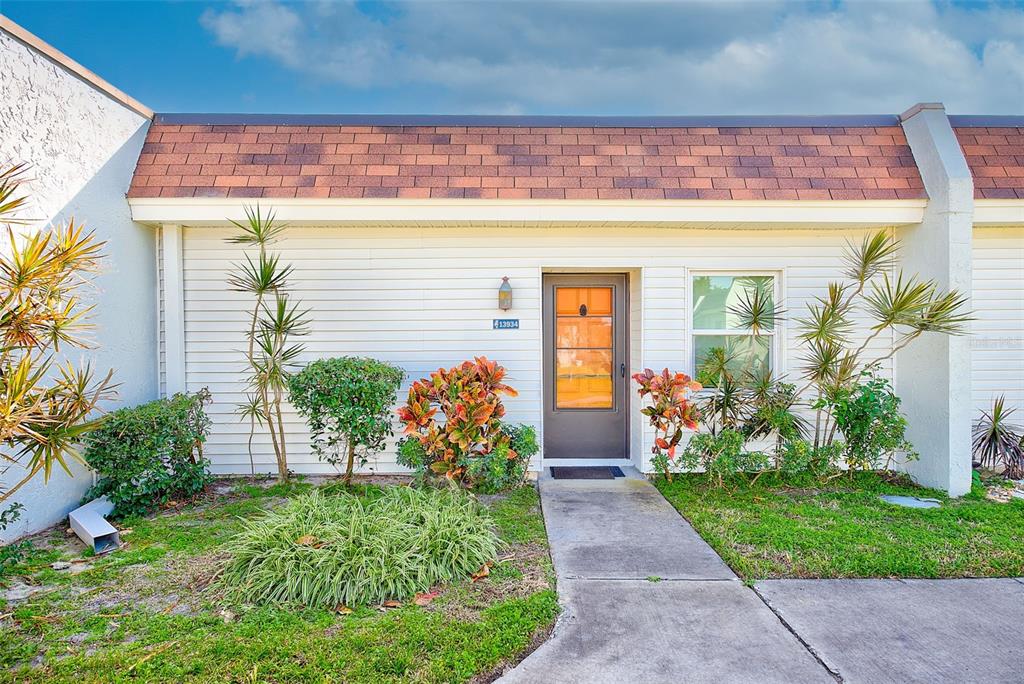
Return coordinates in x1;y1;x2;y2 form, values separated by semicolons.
897;106;974;496
972;226;1024;413
0;26;157;541
177;225;894;476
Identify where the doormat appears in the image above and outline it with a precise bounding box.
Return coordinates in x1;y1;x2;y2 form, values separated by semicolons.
549;466;625;480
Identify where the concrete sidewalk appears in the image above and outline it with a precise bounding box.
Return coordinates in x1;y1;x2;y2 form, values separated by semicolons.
500;474;832;683
500;473;1024;683
756;578;1024;683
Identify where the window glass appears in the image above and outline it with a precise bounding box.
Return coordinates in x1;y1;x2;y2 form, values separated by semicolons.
692;275;775;331
556;287;612;316
693;335;771;382
555;286;614;409
692;274;776;387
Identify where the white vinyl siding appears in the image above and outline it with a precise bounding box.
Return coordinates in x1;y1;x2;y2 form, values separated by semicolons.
176;225;896;475
971;226;1024;415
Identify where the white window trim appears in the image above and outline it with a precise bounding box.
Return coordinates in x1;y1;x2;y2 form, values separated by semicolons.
687;269;786;381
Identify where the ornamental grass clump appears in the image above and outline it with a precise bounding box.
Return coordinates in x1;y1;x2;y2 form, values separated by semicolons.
220;487;500;607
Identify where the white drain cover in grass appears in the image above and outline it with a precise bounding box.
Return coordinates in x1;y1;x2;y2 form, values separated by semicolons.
879;494;941;509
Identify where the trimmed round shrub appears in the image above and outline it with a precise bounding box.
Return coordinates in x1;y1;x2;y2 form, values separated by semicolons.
220;487;501;607
287;356;404;483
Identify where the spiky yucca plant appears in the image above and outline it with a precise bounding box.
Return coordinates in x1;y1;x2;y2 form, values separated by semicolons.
227;206;308;481
724;229;971;453
0;164;117;510
972;396;1024;478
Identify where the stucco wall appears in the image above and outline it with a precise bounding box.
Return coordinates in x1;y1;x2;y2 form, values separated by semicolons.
897;106;974;496
0;29;158;542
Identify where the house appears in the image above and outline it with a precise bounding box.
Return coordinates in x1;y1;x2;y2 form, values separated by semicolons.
2;18;1022;539
1;19;157;540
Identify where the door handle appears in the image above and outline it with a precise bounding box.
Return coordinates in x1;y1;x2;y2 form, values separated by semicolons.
620;363;626;378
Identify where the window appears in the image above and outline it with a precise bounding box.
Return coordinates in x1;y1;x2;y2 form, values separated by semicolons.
691;274;777;384
554;286;614;409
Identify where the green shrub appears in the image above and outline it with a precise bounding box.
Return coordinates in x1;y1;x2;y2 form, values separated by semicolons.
677;429;769;486
0;502;22;531
396;436;429;480
466;424;539;494
220;487;500;607
506;423;540;470
827;368;916;471
288;357;404;483
398;424;538;493
0;504;29;581
777;439;843;477
83;390;213;518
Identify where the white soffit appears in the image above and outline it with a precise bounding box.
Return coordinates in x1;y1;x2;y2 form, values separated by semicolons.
129;198;926;229
973;199;1024;226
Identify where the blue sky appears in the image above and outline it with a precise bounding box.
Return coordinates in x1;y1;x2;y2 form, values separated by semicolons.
5;1;1023;115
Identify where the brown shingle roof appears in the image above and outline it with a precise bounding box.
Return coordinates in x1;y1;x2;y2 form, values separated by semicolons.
954;127;1024;199
129;123;926;201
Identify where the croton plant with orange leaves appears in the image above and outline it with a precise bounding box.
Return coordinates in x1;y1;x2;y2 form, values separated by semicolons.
396;356;518;484
633;368;702;481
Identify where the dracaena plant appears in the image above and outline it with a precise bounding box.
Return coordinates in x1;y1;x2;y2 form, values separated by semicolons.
396;357;518;485
727;230;971;467
972;396;1024;478
632;368;701;481
0;163;117;512
227;206;308;481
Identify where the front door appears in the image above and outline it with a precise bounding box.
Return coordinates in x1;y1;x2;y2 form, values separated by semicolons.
542;274;629;460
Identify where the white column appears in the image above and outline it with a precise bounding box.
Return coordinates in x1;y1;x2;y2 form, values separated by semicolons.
898;103;974;496
161;223;186;396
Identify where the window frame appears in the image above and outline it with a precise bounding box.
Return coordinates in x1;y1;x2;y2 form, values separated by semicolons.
688;270;785;382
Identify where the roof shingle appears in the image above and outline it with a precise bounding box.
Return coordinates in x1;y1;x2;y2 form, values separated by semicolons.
954;127;1024;199
129;124;927;201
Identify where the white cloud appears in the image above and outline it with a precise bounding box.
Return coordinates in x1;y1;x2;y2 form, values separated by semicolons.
200;0;1024;113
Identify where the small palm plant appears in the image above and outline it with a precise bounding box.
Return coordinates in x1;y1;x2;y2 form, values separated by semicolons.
0;163;117;512
723;230;971;464
227;207;308;481
972;396;1024;478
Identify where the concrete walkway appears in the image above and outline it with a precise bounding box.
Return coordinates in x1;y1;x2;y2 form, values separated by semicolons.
500;474;832;683
755;578;1024;683
501;473;1024;683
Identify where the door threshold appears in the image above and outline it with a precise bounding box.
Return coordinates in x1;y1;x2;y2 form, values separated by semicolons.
542;458;635;469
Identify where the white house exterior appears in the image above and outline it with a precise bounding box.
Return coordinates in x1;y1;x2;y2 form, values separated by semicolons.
0;18;157;541
127;109;1023;499
2;19;1022;539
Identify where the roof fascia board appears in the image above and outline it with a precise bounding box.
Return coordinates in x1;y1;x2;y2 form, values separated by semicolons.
0;16;153;119
973;199;1024;226
128;197;926;227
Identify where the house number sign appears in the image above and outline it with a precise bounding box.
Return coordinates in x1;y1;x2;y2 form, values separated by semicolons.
493;319;520;330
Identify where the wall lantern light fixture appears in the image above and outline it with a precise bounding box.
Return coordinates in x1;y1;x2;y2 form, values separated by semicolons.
498;276;513;310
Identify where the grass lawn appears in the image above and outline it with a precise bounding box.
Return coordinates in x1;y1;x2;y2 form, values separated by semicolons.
0;480;557;683
656;472;1024;580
